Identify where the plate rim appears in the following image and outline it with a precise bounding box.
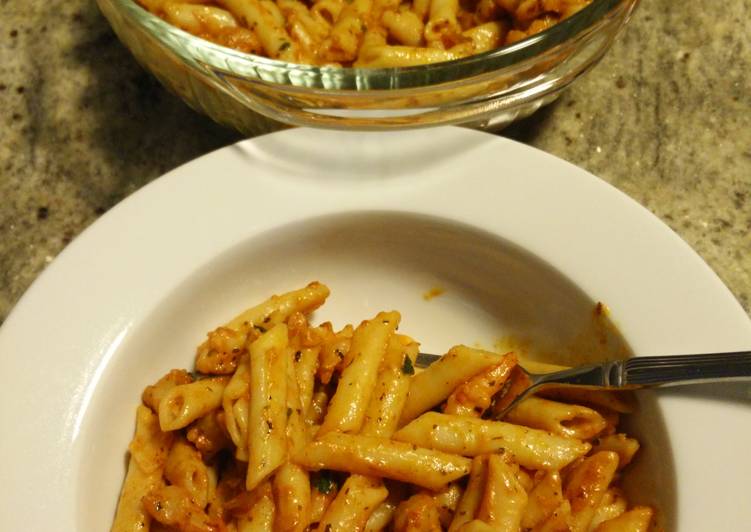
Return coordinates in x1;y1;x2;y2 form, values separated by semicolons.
1;126;749;530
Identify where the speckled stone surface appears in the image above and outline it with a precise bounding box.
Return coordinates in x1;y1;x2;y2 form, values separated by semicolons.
1;0;749;324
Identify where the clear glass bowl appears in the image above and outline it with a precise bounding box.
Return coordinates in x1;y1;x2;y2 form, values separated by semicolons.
96;0;639;134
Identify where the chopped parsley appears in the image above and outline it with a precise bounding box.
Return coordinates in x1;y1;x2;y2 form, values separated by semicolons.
401;355;415;375
313;471;336;494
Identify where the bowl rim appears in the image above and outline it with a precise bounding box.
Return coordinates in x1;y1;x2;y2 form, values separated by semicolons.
105;0;634;88
3;127;751;530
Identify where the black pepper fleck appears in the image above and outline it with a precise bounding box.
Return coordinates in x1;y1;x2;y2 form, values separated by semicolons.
37;206;49;220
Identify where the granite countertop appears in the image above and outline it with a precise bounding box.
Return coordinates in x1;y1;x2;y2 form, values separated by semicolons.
1;1;749;325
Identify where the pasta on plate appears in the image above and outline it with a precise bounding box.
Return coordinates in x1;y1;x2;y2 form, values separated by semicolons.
112;281;655;531
135;0;592;66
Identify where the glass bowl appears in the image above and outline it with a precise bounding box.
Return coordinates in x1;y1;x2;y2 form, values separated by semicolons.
96;0;639;134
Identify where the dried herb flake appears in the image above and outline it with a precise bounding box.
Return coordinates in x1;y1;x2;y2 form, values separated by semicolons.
313;472;336;494
401;355;415;375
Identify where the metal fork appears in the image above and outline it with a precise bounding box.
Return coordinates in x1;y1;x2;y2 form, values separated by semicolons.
415;350;751;417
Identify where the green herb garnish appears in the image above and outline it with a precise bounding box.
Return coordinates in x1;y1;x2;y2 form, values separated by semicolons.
401;355;415;375
313;471;335;494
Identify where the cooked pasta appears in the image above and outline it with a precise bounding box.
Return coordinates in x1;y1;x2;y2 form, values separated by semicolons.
112;281;656;532
135;0;591;66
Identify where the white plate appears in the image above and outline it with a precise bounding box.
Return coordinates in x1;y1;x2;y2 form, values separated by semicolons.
1;127;749;531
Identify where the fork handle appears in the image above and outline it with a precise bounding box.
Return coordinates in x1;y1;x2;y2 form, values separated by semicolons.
545;351;751;389
619;351;751;387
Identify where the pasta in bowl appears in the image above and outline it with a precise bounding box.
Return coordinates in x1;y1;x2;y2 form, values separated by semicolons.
96;0;639;131
112;282;656;531
135;0;594;67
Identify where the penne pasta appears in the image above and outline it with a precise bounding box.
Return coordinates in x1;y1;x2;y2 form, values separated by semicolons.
294;346;319;416
232;282;330;331
158;377;228;431
321;0;373;62
443;353;516;417
399;346;506;425
237;481;276;531
274;462;312;532
142;485;222;530
521;471;564;529
163;3;239;34
589;488;628;530
113;283;656;532
129;404;174;474
142;369;193;412
361;334;418;438
393;493;443;531
312;0;345;25
431;482;463;528
533;499;572;532
310;475;339;525
186;409;232;458
564;451;620;532
393;412;591;470
504;396;608;440
591;433;640;469
354;44;461;67
164;437;213;508
223;352;252;459
457;520;495;532
382;10;424;47
424;0;462;48
285;347;309;456
112;405;170;532
318;311;400;435
138;0;593;66
365;482;406;531
111;453;163;532
594;506;653;532
247;323;289;490
475;454;527;531
461;20;505;53
449;455;487;532
298;432;471;490
537;388;635;414
317;475;388;531
317;323;353;385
